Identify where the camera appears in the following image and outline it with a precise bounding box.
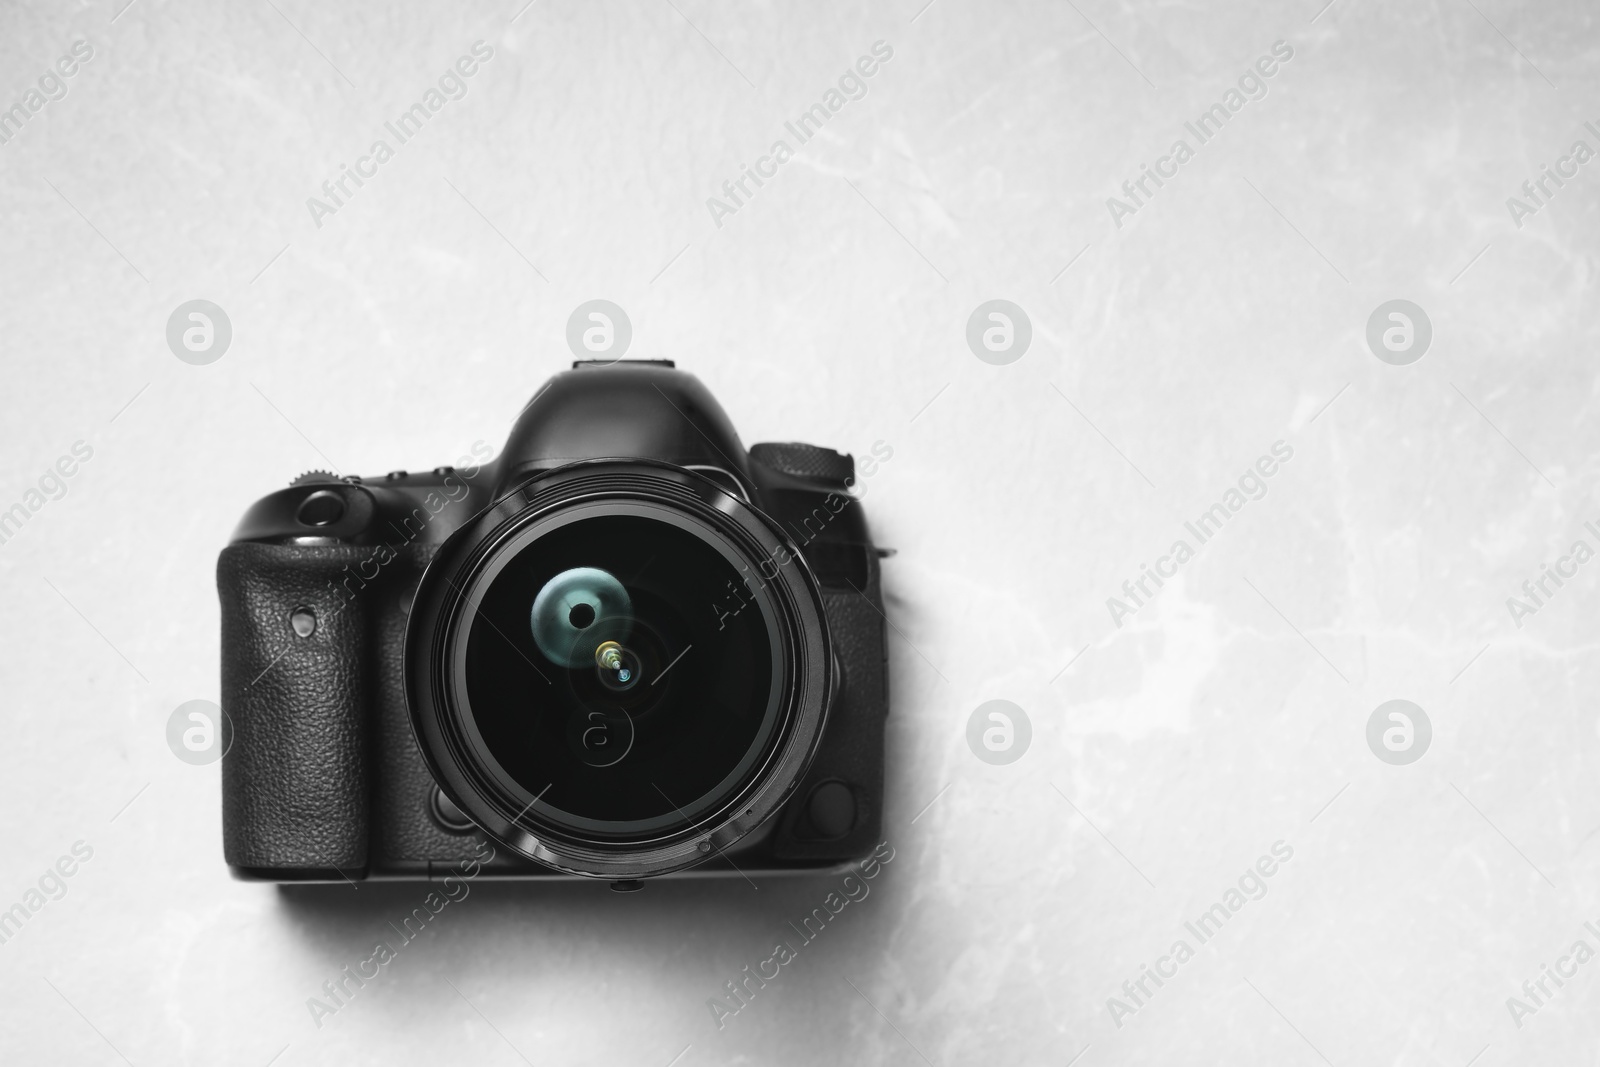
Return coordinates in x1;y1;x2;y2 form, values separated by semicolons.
216;361;889;885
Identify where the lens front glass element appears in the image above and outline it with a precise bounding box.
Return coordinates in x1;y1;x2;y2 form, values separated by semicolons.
457;506;782;838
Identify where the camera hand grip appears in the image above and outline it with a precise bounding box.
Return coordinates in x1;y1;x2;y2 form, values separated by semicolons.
217;543;375;875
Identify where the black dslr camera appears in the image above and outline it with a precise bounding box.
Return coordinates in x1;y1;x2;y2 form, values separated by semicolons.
217;361;889;885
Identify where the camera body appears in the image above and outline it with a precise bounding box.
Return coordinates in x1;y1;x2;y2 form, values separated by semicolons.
217;361;889;883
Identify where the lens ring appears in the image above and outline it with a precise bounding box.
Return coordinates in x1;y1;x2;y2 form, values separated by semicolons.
450;501;785;838
404;460;833;881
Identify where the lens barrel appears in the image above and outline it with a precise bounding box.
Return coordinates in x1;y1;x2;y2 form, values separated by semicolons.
405;460;832;879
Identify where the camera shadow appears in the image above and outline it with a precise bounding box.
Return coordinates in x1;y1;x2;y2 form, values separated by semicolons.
271;864;875;957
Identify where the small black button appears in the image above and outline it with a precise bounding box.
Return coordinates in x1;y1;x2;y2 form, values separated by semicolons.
610;879;645;893
429;785;476;833
805;781;856;839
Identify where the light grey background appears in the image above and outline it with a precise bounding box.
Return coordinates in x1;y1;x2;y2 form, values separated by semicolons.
1;0;1595;1064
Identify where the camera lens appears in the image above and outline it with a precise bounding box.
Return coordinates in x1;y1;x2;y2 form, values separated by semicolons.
407;462;833;879
458;508;781;836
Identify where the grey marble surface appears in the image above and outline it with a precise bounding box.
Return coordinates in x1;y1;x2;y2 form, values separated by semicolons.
2;1;1597;1064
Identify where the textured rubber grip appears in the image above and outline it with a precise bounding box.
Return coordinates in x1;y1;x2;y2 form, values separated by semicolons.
217;543;375;872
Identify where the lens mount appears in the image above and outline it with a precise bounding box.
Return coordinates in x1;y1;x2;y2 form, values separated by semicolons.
405;460;832;879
